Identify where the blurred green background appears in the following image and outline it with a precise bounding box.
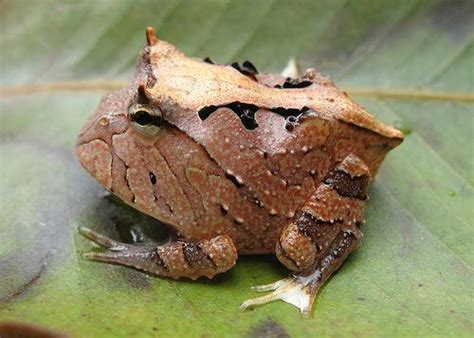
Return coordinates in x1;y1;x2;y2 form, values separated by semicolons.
0;1;473;337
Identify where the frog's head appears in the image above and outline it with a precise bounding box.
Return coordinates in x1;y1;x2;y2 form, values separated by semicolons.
75;28;198;227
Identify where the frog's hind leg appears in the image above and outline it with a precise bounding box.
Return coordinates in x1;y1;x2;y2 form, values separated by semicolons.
241;154;368;315
79;227;237;280
240;229;361;315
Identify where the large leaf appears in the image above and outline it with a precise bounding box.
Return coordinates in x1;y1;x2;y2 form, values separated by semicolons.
1;1;473;337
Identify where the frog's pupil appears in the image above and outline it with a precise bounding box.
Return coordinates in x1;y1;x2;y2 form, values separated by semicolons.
132;110;161;126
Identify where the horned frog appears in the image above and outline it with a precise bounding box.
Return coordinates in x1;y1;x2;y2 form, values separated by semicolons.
76;27;403;315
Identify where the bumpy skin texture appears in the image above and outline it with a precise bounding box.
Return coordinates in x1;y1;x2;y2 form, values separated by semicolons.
76;28;403;311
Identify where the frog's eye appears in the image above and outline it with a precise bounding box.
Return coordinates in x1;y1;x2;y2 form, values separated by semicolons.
128;104;163;136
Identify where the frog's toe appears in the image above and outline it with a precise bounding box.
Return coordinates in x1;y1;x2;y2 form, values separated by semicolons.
240;275;317;316
78;226;132;251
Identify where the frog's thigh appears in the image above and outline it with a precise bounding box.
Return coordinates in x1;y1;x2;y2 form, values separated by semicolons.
276;153;370;271
79;227;237;280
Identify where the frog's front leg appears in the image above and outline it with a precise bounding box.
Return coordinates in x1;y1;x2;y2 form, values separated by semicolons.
79;228;237;280
241;154;369;315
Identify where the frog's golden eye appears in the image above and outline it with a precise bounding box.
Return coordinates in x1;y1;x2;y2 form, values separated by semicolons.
128;104;163;136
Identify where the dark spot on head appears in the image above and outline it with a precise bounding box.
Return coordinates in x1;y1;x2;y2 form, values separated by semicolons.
418;283;424;287
263;152;269;159
275;77;313;89
357;297;365;301
149;172;156;185
198;102;259;130
198;103;313;132
270;106;311;132
220;205;228;216
198;105;218;120
230;61;258;81
242;60;258;74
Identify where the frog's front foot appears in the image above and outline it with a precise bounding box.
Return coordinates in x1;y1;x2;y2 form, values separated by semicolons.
78;227;237;280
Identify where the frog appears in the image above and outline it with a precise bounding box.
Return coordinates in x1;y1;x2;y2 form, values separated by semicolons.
76;27;403;315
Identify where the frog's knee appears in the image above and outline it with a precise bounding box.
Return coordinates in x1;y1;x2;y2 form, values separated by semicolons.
276;222;317;272
200;235;238;272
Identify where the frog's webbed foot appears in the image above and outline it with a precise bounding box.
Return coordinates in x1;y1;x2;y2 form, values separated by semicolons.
78;227;237;280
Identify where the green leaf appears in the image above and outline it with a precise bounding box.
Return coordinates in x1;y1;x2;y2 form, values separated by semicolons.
1;1;473;337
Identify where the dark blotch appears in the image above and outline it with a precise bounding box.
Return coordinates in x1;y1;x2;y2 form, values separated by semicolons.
225;172;244;188
198;102;313;132
203;57;215;64
198;102;259;130
270;106;311;132
182;242;208;268
296;211;339;242
275;77;313;89
324;170;369;200
149;172;157;185
249;318;290;338
231;61;259;81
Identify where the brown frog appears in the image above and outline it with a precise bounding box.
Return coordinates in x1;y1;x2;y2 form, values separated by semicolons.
76;27;403;315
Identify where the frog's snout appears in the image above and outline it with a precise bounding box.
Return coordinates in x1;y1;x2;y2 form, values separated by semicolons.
76;137;113;191
75;113;118;190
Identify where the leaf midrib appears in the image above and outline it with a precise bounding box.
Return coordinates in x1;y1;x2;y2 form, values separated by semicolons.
1;81;474;102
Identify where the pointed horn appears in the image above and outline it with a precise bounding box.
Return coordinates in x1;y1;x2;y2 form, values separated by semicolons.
137;83;151;103
146;26;158;46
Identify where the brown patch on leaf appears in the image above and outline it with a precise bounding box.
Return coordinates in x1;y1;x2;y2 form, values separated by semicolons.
0;321;69;338
249;318;290;338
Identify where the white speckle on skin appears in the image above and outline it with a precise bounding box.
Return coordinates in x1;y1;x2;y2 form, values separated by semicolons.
269;209;277;215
